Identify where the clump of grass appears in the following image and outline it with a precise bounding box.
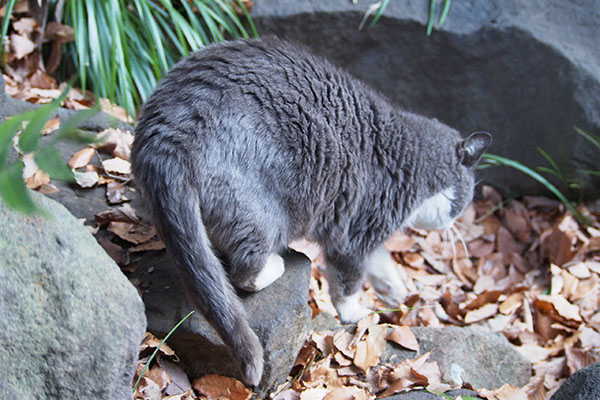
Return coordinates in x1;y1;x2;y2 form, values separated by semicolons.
1;0;257;116
361;0;452;34
482;152;591;226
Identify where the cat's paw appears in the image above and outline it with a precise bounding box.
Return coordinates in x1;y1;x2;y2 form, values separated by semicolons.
245;253;285;292
334;291;372;324
366;245;408;307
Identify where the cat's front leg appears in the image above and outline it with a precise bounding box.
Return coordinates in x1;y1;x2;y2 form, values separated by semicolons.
325;252;372;324
366;245;408;307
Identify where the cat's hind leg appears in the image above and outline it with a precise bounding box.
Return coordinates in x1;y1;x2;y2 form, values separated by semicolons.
324;252;372;324
215;218;285;293
240;252;285;292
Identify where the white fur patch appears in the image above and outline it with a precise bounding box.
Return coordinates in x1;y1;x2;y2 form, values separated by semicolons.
248;253;285;291
404;188;455;230
366;245;408;306
334;291;372;324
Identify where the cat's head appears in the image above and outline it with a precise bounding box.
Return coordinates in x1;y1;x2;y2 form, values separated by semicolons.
404;131;491;230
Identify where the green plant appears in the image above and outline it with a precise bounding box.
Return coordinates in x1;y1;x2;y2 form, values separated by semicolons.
0;87;97;214
361;0;452;35
482;153;590;225
1;0;257;116
132;310;195;394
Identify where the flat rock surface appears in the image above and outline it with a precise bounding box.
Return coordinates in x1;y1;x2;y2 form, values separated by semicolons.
381;326;531;389
0;191;146;400
131;249;313;396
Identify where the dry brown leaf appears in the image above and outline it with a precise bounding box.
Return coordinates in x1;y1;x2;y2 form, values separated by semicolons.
333;330;355;359
42;116;60;134
140;332;176;357
95;204;139;225
102;157;131;175
498;293;523;315
565;346;597;375
10;33;35;59
95;128;135;160
385;325;419;352
192;374;252;400
323;385;374;400
25;169;50;189
73;170;99;188
108;221;157;245
299;386;328;400
463;303;498;324
106;181;130;204
69;147;96;169
535;295;582;323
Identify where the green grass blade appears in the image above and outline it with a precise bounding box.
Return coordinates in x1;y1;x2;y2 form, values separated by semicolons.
536;147;564;182
369;0;390;28
575;126;600;152
483;153;588;225
426;0;437;36
438;0;451;25
0;0;17;65
132;310;195;395
235;0;258;37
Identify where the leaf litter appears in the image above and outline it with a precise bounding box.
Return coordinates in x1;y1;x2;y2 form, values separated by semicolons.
3;24;600;399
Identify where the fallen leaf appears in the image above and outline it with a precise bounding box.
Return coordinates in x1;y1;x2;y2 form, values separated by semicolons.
464;303;498;324
192;374;251;400
73;170;99;188
385;325;419;351
68;147;96;169
102;157;131;175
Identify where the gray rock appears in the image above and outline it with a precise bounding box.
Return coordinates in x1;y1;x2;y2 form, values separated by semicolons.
131;249;312;396
550;362;600;400
381;326;531;389
0;190;146;400
252;0;600;199
386;389;483;399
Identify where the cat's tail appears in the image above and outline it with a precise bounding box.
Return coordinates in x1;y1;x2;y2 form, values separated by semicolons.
131;152;264;386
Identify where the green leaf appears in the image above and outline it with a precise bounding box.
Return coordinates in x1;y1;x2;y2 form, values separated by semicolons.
426;0;437;36
483;153;589;225
34;145;74;181
0;111;36;168
18;104;58;153
0;161;39;214
368;0;390;28
0;0;17;65
438;0;452;25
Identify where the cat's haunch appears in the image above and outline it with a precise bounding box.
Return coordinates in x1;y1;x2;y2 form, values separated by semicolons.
131;37;491;386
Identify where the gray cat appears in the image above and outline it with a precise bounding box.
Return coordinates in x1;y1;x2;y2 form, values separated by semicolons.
131;37;491;386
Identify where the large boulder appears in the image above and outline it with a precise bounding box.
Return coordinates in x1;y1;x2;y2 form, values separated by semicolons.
131;249;312;396
252;0;600;198
550;362;600;400
381;326;531;389
0;191;146;399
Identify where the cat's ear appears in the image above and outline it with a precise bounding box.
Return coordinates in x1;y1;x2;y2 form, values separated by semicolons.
458;132;492;167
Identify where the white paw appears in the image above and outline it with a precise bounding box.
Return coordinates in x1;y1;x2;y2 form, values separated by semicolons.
367;245;408;307
333;291;372;324
247;253;285;292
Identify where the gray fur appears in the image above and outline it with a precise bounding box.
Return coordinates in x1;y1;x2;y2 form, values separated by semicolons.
131;37;490;386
